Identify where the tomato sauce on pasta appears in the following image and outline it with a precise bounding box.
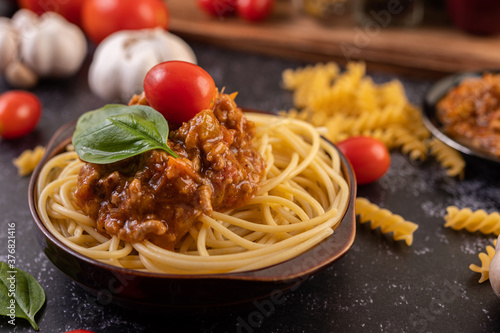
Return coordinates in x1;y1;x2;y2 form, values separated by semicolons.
74;92;265;250
437;73;500;157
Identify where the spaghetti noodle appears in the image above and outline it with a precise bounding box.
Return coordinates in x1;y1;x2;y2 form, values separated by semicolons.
35;113;350;274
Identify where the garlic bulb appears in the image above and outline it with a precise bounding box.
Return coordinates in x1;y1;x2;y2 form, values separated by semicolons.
489;235;500;297
88;28;197;102
0;18;18;72
10;7;37;31
12;9;87;77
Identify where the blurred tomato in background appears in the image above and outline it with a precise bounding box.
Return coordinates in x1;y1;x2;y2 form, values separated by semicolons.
197;0;237;17
237;0;274;22
447;0;500;35
81;0;169;44
18;0;84;25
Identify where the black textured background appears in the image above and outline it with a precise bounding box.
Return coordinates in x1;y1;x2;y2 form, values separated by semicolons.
1;41;500;333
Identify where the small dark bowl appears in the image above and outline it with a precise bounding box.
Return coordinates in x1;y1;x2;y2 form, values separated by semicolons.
28;117;357;313
422;70;500;165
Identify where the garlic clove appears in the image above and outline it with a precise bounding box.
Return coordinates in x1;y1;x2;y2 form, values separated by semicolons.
5;60;39;89
490;235;500;298
0;17;19;73
10;8;37;32
38;12;87;77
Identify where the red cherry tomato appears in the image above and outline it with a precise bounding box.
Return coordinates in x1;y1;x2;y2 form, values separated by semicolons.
336;136;391;185
64;330;95;333
236;0;274;22
0;90;42;140
197;0;237;17
18;0;84;26
81;0;169;44
143;61;216;124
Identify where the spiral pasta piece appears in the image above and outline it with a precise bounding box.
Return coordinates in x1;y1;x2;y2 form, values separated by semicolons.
444;206;500;235
429;138;465;179
355;197;418;246
282;62;340;109
404;104;431;140
470;241;496;283
392;126;429;161
356;77;379;113
334;107;404;135
13;145;46;176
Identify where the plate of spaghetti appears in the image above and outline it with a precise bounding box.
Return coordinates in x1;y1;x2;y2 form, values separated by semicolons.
28;89;356;311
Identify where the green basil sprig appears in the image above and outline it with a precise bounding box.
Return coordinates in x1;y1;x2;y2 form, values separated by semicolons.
72;104;178;164
0;262;46;330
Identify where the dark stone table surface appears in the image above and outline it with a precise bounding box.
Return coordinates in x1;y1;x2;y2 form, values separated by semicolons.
1;40;500;333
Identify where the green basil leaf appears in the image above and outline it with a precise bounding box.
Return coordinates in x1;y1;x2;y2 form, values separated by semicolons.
0;262;46;330
72;104;178;164
72;104;131;139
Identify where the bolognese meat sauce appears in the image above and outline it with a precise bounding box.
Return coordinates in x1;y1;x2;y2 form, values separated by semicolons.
437;73;500;157
74;92;266;250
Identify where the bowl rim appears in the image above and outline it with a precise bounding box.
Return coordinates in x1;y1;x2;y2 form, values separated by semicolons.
28;113;357;282
422;69;500;164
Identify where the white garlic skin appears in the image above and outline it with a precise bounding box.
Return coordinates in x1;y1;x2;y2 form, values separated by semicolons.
88;28;197;102
489;235;500;298
0;18;19;73
13;9;87;77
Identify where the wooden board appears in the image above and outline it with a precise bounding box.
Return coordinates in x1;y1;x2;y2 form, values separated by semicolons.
168;0;500;78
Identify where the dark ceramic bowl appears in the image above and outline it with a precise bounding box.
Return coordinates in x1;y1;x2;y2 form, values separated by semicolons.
422;70;500;164
28;117;357;313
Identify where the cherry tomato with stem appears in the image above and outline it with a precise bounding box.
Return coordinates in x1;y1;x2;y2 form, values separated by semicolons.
143;61;216;124
81;0;169;44
0;90;42;140
336;136;391;185
236;0;274;22
197;0;237;17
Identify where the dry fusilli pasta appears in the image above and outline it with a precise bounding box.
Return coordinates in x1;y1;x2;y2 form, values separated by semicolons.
392;126;429;161
355;197;418;246
470;240;496;283
282;62;339;109
429;138;465;179
280;61;468;177
13;145;46;176
444;206;500;235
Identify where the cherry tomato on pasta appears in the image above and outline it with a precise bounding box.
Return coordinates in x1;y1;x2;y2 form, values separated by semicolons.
197;0;237;17
0;90;42;139
81;0;169;44
336;136;390;185
236;0;274;22
18;0;84;26
143;61;216;124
